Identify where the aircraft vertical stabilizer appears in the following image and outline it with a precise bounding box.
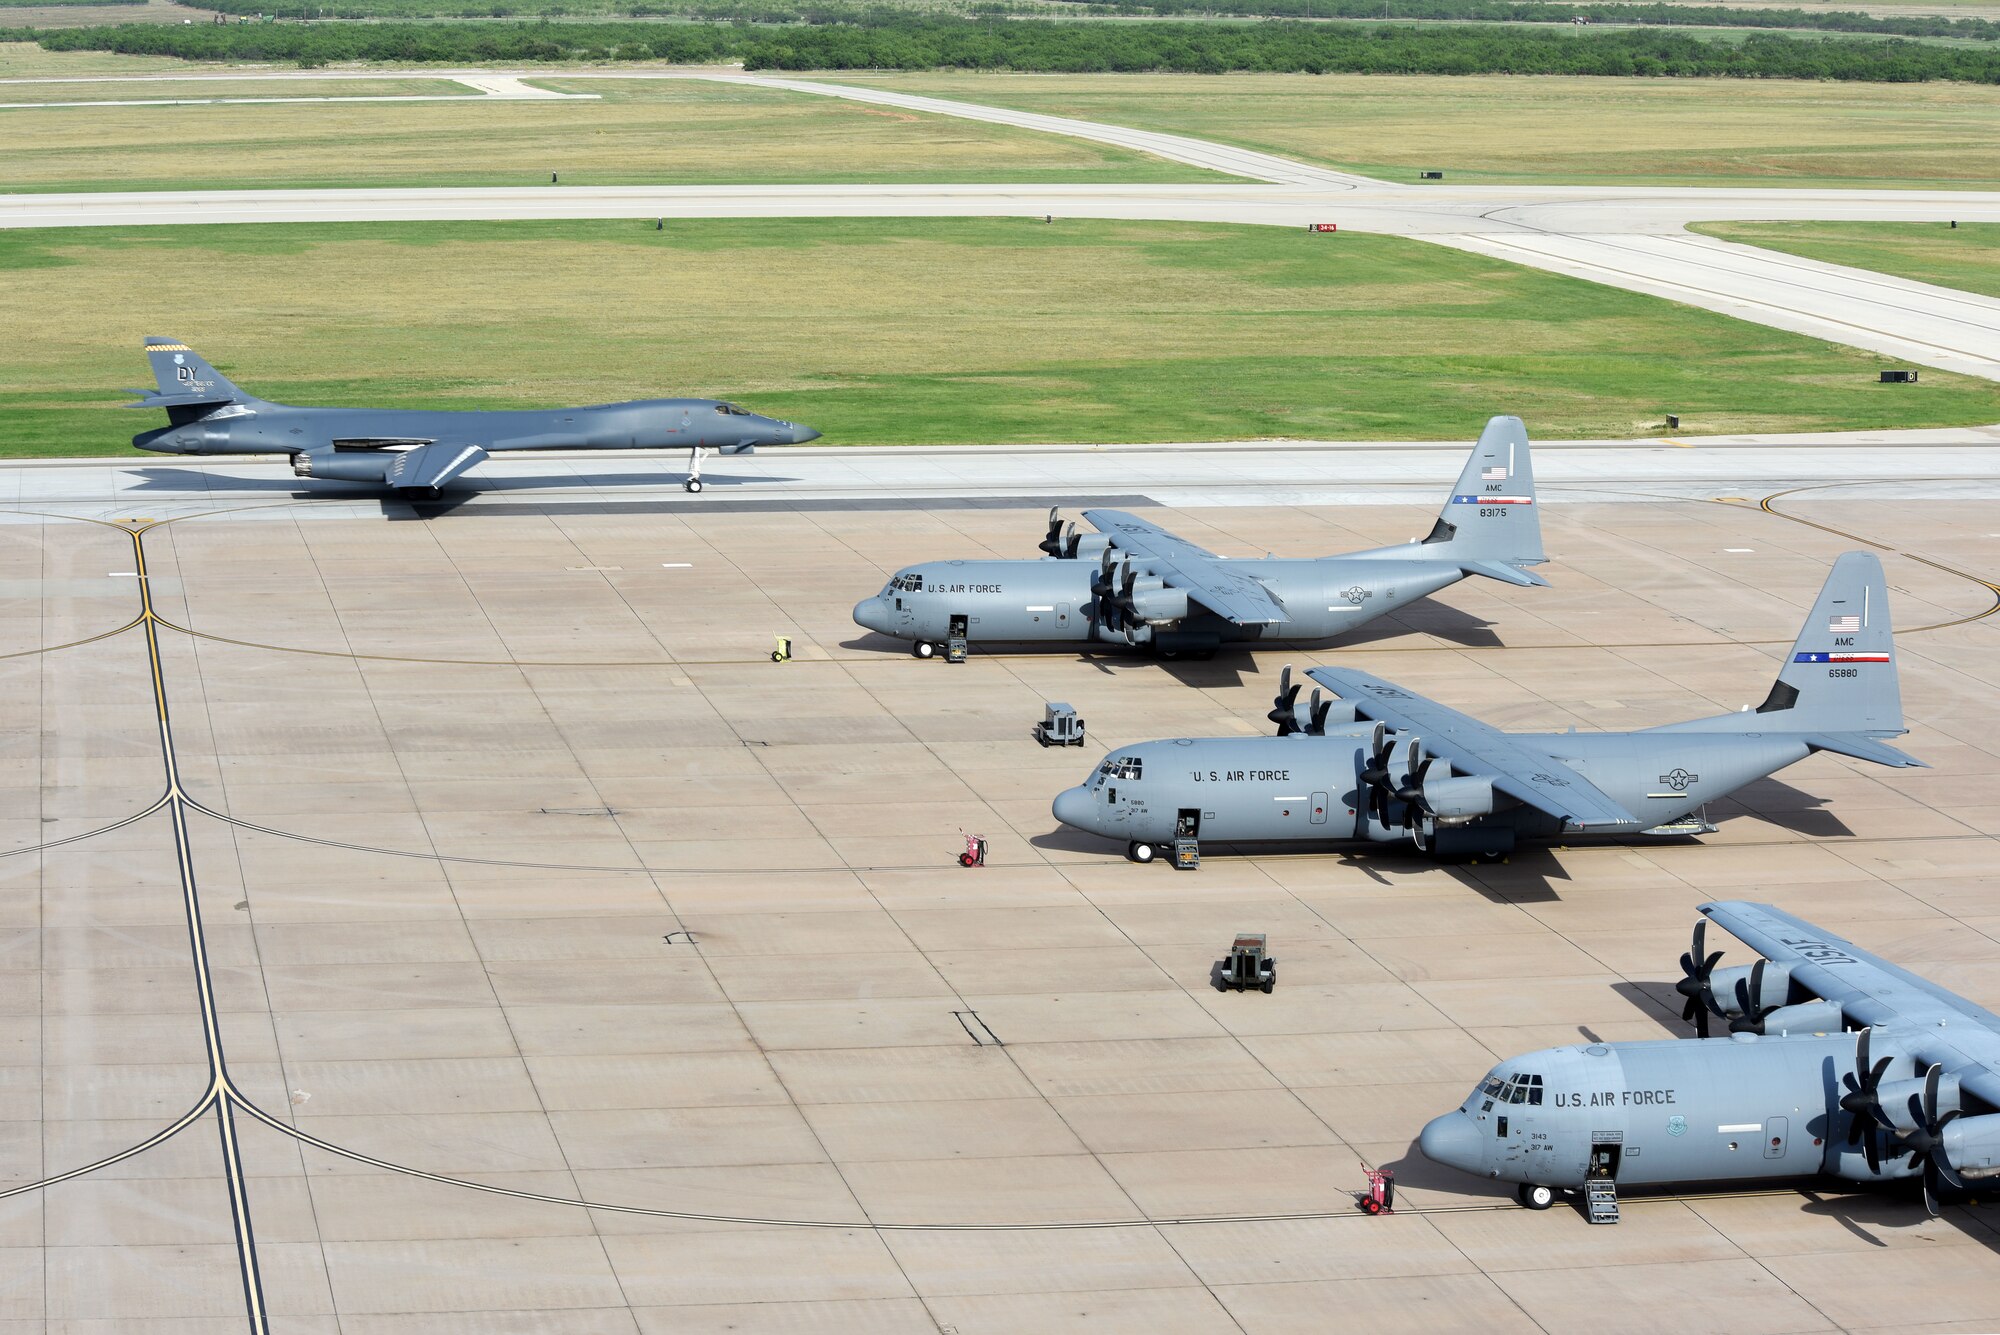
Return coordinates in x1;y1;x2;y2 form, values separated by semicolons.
1756;550;1906;736
1417;415;1547;584
139;338;252;406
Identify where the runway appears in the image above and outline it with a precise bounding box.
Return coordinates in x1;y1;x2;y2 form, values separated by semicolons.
7;428;2000;516
6;69;2000;379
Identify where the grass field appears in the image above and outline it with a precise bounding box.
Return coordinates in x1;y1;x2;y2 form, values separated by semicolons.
0;76;462;100
0;41;230;71
833;72;2000;190
1695;221;2000;299
0;74;1221;192
7;217;1998;458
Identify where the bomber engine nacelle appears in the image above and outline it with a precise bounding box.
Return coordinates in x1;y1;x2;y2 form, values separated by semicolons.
1944;1112;2000;1180
1422;775;1494;826
293;450;395;482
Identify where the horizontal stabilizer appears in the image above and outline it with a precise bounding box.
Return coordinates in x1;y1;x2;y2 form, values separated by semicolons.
1802;733;1928;769
1460;559;1550;588
124;391;236;410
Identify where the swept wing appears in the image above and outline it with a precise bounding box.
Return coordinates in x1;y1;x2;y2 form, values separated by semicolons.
384;442;489;491
1304;666;1640;831
1082;510;1290;626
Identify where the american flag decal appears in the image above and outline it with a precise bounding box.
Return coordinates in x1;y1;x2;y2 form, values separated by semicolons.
1827;614;1860;633
1481;465;1507;481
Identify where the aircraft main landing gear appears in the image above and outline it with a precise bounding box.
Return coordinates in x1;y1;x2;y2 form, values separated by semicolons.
1517;1183;1555;1210
684;446;706;493
912;641;937;659
1126;840;1157;864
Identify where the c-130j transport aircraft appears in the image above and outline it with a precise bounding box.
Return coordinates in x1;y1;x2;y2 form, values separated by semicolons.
125;338;819;498
1051;552;1922;863
853;415;1548;659
1421;901;2000;1219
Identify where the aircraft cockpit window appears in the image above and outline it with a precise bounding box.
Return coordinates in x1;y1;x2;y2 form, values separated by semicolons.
886;573;923;594
1108;756;1144;781
1523;1074;1543;1106
716;403;750;417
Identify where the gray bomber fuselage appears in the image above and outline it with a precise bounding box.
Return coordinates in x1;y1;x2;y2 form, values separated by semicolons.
1418;1034;1869;1191
134;398;813;457
853;554;1463;649
1052;727;1811;849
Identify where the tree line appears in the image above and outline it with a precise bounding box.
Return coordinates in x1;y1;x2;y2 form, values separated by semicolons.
1064;0;2000;42
24;16;2000;80
152;0;2000;41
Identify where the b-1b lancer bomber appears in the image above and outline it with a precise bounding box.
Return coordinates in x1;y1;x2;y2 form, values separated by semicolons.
1051;552;1922;863
853;416;1547;659
1422;901;2000;1217
126;338;819;497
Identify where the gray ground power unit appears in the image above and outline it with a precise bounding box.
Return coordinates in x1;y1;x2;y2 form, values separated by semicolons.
1214;933;1276;992
1034;702;1086;747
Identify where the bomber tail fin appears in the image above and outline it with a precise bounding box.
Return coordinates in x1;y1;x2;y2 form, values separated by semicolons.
127;338;256;413
1415;415;1546;578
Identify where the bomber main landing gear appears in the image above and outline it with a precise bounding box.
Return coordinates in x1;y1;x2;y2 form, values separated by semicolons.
1517;1183;1555;1210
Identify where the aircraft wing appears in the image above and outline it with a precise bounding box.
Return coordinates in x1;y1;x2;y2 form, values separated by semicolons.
1082;510;1290;626
1304;666;1641;831
384;442;489;491
1701;901;2000;1106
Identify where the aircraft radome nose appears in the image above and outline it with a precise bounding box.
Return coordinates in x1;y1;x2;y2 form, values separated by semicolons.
1051;785;1096;832
852;598;891;634
1418;1112;1485;1175
791;424;822;444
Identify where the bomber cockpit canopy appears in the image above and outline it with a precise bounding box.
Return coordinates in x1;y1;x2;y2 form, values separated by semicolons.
716;403;753;417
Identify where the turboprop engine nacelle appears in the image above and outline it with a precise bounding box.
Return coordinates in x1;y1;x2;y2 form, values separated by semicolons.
1129;582;1189;624
1944;1113;2000;1179
1710;961;1794;1016
1423;775;1494;826
1071;534;1113;561
1748;1000;1844;1036
293;451;396;482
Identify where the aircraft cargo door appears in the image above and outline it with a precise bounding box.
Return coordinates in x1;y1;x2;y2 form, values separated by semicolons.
1310;792;1328;825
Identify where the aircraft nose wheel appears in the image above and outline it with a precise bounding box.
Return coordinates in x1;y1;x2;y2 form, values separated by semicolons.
912;641;936;660
684;478;704;494
1517;1184;1555;1210
1125;841;1157;864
